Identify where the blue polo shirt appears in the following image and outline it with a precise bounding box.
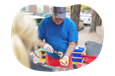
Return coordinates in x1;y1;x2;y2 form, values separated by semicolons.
38;16;78;59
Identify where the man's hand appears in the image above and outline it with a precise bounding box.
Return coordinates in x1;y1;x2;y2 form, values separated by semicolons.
59;56;69;66
43;44;53;53
37;39;53;53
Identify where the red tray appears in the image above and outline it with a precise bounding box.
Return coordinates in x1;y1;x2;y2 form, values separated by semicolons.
81;55;97;64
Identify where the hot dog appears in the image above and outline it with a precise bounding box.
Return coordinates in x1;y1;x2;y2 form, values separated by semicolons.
59;59;68;66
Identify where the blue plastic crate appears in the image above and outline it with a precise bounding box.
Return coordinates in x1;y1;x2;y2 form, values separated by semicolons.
72;58;82;63
72;53;82;57
72;46;85;57
72;54;74;57
73;46;84;52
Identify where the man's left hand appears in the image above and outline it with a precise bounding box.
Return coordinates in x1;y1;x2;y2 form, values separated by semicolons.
59;56;69;66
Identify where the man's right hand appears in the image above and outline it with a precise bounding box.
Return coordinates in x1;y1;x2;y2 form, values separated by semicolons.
43;44;53;53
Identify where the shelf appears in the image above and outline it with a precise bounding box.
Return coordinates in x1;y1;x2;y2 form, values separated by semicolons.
39;59;46;61
72;52;82;54
72;57;82;59
39;54;46;56
72;62;81;65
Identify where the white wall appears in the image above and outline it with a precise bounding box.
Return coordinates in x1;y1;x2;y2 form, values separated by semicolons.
49;6;53;13
37;4;44;13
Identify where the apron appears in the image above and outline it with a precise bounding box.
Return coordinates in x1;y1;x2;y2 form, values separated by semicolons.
46;53;73;70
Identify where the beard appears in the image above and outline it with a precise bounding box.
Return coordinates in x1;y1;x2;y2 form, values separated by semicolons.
55;21;62;25
55;23;61;25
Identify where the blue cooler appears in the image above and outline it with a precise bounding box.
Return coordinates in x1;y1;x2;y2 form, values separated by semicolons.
72;58;82;62
72;46;86;64
72;47;85;57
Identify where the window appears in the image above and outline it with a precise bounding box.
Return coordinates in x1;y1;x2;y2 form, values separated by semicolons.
80;15;84;17
37;5;44;13
45;14;48;17
47;14;51;17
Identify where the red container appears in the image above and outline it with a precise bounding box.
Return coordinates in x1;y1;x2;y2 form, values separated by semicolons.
81;55;97;64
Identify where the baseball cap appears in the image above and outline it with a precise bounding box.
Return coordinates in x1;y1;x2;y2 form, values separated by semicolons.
53;7;66;18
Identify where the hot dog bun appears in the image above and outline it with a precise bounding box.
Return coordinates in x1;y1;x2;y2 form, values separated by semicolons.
59;59;68;66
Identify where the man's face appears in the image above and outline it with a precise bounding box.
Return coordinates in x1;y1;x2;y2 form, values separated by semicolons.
52;14;64;25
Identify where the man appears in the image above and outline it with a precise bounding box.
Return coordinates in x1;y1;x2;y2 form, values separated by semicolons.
37;7;78;70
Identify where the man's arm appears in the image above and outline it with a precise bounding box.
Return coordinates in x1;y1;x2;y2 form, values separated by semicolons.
37;39;46;47
59;42;75;66
64;42;75;57
64;21;78;57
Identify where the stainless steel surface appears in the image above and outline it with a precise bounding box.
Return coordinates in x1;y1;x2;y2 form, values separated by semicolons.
43;65;70;72
53;67;70;71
